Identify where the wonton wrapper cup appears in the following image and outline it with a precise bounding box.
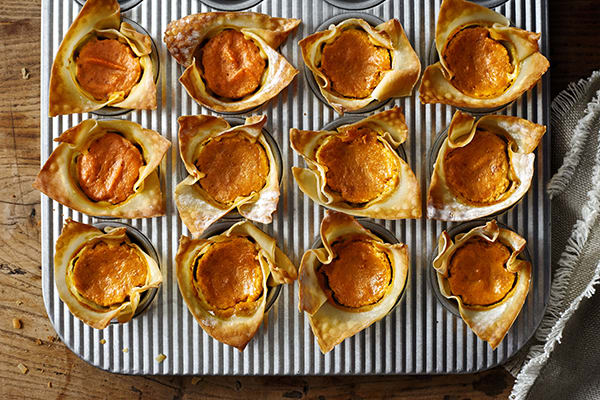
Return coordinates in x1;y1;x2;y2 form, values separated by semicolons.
74;0;144;13
291;107;421;219
34;119;170;219
164;12;300;113
302;14;391;115
427;110;546;221
300;17;420;114
54;219;163;330
432;220;532;349
175;220;297;351
175;115;280;237
419;0;549;109
49;0;157;116
175;116;283;221
299;211;409;353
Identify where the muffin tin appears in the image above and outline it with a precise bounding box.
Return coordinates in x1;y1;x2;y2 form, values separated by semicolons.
41;0;550;374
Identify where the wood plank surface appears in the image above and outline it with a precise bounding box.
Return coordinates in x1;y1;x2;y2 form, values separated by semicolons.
1;0;598;399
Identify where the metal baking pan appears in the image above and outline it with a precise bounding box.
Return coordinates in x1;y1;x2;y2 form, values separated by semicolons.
40;0;550;374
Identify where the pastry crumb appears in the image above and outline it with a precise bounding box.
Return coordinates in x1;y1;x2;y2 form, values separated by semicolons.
47;382;52;388
35;339;43;345
100;339;106;344
155;353;166;363
21;68;30;80
122;347;129;353
16;300;23;306
191;377;202;385
17;363;28;374
12;318;22;329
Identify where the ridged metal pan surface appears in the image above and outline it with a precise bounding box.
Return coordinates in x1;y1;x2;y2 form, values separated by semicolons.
40;0;550;374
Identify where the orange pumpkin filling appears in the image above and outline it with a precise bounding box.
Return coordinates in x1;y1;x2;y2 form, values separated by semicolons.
200;30;266;99
194;236;263;311
77;132;143;204
72;240;147;307
316;127;399;204
443;130;510;205
319;238;391;308
447;237;515;306
443;26;514;98
320;29;390;98
196;134;269;205
75;38;141;101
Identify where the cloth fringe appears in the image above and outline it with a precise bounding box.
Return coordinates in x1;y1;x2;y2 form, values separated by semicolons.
510;127;600;400
547;70;600;198
509;261;600;400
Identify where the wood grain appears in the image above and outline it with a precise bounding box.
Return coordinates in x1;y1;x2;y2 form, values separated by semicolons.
1;1;598;399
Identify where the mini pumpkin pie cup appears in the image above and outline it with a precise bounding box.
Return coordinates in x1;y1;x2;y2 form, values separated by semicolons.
427;110;546;221
176;220;297;351
164;12;300;113
34;119;170;218
49;0;157;116
54;219;162;329
300;18;420;114
290;107;421;219
175;114;280;237
419;0;549;109
299;211;409;354
433;220;531;349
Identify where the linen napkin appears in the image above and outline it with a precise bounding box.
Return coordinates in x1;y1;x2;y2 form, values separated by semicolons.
508;70;600;399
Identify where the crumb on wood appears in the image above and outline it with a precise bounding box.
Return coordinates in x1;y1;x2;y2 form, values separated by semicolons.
191;377;203;385
155;353;166;363
12;318;22;329
17;363;28;374
21;68;30;80
47;382;52;388
100;339;106;344
123;347;128;353
47;335;58;343
16;300;23;306
35;339;43;345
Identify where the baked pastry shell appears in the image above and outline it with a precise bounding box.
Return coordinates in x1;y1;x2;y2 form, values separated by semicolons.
34;119;171;219
54;219;162;330
427;110;546;221
175;115;281;237
175;220;297;351
432;220;532;349
291;107;421;219
49;0;157;116
300;17;421;114
298;211;409;353
419;0;549;109
164;12;300;112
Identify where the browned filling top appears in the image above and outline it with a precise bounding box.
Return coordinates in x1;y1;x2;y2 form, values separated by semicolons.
77;132;143;204
448;237;516;306
194;236;263;311
195;134;269;205
316;127;399;204
443;130;511;205
319;238;392;308
320;29;391;98
200;30;266;99
443;26;514;98
76;38;141;101
72;240;147;307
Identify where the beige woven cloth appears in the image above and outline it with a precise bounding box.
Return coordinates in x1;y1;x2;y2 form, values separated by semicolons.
508;71;600;399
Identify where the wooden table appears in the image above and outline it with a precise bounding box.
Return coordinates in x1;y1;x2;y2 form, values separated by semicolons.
1;1;598;398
